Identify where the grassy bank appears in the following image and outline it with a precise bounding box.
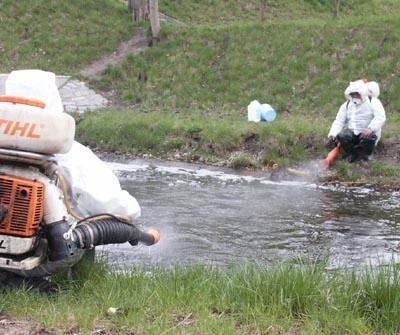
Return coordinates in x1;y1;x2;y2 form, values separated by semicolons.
1;0;400;184
0;0;136;72
79;2;400;184
2;260;400;334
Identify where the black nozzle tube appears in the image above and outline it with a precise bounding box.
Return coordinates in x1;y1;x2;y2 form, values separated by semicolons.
72;218;159;249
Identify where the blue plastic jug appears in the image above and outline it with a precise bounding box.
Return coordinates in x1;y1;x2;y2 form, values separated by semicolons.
257;104;276;122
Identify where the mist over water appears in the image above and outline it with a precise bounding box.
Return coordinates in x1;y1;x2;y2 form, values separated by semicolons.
98;161;400;270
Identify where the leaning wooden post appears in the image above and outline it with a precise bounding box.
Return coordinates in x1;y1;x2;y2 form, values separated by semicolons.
333;0;341;18
149;0;160;44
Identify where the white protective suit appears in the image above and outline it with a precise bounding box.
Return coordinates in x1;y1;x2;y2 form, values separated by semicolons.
328;80;386;142
5;69;141;221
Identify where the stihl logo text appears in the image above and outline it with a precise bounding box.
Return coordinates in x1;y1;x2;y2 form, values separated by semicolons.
0;119;41;138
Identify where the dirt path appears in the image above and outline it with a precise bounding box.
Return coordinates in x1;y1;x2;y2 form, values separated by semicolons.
79;13;184;79
79;27;148;78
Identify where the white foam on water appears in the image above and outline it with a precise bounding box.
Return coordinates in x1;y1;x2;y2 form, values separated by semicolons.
106;161;318;188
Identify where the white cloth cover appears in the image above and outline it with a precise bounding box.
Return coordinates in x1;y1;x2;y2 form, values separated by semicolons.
5;69;141;221
55;141;141;220
343;79;380;99
365;81;380;98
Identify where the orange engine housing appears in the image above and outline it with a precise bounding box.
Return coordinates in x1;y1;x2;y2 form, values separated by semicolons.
0;174;44;237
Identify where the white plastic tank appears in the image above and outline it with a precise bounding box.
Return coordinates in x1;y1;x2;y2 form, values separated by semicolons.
0;70;75;154
0;99;75;154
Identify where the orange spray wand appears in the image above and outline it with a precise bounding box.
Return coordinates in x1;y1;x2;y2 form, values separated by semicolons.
321;146;340;168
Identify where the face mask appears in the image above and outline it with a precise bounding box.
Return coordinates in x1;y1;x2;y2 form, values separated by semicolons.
351;97;362;105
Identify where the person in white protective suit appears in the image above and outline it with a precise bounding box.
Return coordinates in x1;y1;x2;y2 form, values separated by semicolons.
327;79;386;163
5;69;141;221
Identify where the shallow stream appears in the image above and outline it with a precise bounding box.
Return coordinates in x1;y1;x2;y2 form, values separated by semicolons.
98;160;400;270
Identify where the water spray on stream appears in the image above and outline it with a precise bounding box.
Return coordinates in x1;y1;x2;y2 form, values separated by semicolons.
286;145;340;179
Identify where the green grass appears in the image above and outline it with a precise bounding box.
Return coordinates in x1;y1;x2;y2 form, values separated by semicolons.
75;108;330;168
158;0;400;24
93;16;400;115
0;0;136;72
3;260;400;334
2;0;400;177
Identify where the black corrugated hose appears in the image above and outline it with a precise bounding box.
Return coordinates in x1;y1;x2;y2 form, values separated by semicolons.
72;214;159;249
46;214;159;262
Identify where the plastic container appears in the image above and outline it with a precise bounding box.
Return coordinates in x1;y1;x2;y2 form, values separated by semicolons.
257;103;276;122
0;99;75;154
248;100;276;122
247;100;261;122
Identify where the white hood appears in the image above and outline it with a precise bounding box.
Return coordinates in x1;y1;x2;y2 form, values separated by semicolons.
344;79;368;101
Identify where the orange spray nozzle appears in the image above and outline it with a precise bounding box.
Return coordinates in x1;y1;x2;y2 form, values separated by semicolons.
321;146;340;168
145;229;161;245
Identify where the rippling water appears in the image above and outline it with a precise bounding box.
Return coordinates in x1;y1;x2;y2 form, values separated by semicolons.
97;160;400;270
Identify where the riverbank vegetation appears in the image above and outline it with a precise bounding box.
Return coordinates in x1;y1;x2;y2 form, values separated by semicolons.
2;260;400;334
2;1;400;333
2;1;400;187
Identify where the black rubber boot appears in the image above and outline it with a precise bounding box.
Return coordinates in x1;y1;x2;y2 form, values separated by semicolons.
337;129;358;162
359;133;377;161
